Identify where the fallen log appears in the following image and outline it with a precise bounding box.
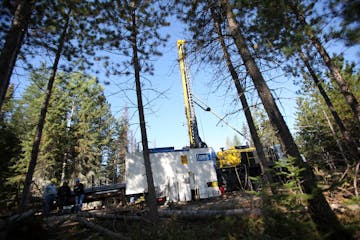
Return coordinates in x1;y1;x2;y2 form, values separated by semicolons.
80;208;262;221
1;209;39;239
79;211;151;223
77;216;130;240
159;208;262;218
8;209;35;223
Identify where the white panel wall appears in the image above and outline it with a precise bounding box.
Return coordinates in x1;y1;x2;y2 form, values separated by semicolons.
125;148;220;201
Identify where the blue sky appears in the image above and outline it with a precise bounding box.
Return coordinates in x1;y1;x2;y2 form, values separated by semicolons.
103;18;301;152
11;12;359;153
103;16;359;153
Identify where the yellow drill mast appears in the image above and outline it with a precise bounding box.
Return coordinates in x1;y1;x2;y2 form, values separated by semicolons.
177;40;206;148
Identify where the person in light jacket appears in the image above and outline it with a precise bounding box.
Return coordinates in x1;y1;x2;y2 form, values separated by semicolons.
44;178;57;215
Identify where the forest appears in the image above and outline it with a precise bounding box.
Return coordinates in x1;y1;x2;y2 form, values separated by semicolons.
0;0;359;239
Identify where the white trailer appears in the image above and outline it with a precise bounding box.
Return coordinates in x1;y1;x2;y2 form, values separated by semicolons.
125;147;221;202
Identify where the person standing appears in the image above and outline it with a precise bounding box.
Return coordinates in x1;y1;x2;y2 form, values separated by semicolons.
57;181;71;214
73;178;85;212
44;178;57;215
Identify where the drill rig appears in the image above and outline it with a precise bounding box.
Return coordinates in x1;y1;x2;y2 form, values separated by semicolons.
177;40;262;191
177;40;207;148
124;41;220;201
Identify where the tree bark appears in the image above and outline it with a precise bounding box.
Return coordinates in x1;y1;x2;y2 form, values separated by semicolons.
0;0;34;111
222;1;351;238
130;4;158;223
19;11;71;211
292;4;360;124
210;7;274;190
322;109;347;166
299;50;359;163
354;161;359;197
61;102;75;182
119;109;129;183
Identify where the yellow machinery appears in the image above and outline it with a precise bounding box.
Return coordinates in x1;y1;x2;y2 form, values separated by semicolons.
177;40;207;148
177;39;257;168
217;146;260;191
177;39;261;191
216;146;257;169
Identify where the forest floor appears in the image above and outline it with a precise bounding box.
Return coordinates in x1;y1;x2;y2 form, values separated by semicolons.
2;190;359;240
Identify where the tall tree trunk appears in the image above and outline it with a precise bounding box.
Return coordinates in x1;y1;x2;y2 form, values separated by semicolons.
354;161;359;197
299;50;359;163
112;156;118;184
322;109;348;166
61;102;75;182
119;155;126;183
0;0;34;111
210;7;273;189
119;109;129;183
222;1;351;238
291;4;360;124
19;11;70;211
130;6;158;222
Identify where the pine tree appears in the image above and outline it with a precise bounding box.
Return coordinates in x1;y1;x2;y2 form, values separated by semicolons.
0;0;34;111
175;0;273;187
6;65;49;205
328;0;360;46
289;1;360;124
252;0;360;125
106;109;129;184
0;85;21;206
0;0;15;48
9;67;116;205
221;0;350;237
18;0;112;209
99;0;170;222
66;73;114;185
298;50;359;163
19;9;71;210
252;108;279;148
118;109;129;183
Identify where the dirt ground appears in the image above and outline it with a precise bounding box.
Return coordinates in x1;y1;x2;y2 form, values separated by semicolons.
1;191;359;240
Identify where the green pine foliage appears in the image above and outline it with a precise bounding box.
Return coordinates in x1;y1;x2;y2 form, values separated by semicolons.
0;85;22;206
106;109;129;184
256;156;319;239
328;0;360;46
0;0;14;49
4;67;118;202
328;60;360;134
295;62;360;166
8;66;49;189
19;0;103;73
252;108;280;148
61;73;115;184
96;0;170;77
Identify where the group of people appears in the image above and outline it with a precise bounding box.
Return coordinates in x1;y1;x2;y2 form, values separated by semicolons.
43;178;85;215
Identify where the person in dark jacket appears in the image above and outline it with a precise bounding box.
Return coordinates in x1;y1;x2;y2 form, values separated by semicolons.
57;181;71;214
73;178;85;212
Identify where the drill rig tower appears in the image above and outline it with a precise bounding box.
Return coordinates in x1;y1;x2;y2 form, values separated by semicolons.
177;40;207;148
